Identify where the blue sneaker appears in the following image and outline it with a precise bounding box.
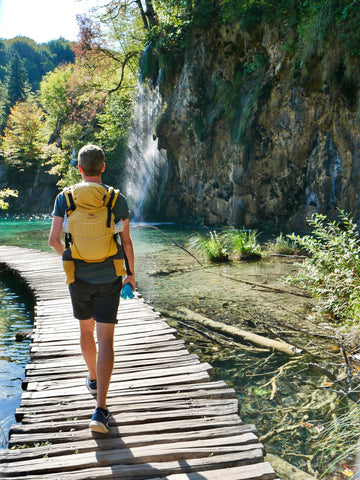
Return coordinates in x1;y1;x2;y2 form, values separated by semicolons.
89;407;110;433
86;376;97;394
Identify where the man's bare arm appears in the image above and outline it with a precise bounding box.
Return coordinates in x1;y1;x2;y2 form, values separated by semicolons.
119;218;136;290
48;216;65;255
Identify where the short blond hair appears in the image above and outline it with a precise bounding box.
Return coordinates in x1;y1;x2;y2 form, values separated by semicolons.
78;145;105;176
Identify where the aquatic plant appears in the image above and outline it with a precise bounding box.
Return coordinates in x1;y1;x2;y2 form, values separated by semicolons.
286;211;360;323
313;399;360;478
189;230;229;263
268;232;304;256
222;227;262;260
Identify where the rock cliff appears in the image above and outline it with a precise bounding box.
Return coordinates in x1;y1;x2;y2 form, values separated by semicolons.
155;24;360;232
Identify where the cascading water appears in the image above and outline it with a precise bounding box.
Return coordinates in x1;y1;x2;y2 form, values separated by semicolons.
125;80;167;222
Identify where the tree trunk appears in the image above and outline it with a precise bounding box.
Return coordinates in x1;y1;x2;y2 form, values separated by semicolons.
135;0;150;30
144;0;158;29
173;307;302;356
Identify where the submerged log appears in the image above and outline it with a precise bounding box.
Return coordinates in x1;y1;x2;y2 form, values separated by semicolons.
265;454;317;480
174;307;302;356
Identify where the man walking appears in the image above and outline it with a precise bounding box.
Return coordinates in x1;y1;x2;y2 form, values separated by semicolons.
49;144;135;433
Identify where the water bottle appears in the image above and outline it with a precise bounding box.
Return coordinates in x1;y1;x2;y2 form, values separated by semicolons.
121;283;134;299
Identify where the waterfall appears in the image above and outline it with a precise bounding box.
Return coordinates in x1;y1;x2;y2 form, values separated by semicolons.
125;80;167;222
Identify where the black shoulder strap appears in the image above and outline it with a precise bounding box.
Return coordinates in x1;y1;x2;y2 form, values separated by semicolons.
64;189;76;215
64;188;76;248
105;188;117;228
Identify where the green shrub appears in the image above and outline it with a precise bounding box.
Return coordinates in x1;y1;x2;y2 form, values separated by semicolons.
268;232;304;255
189;230;229;263
222;227;262;260
286;211;360;323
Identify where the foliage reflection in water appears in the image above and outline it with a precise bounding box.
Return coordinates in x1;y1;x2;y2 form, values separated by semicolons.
0;271;34;448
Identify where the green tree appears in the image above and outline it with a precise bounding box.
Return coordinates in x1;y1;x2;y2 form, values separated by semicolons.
1;99;48;168
0;80;8;132
0;41;7;83
47;38;75;65
6;52;28;108
40;64;73;141
7;37;43;88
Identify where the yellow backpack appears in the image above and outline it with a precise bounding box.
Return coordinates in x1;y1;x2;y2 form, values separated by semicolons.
62;182;127;284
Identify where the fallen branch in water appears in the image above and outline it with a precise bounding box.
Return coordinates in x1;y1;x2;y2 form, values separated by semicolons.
171;306;302;356
134;225;203;265
166;315;269;353
265;453;317;480
205;268;310;297
262;359;299;399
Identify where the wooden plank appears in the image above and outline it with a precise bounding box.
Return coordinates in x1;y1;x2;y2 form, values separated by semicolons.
25;349;192;371
30;326;177;347
21;398;239;424
18;381;232;408
29;336;185;359
24;362;212;395
16;386;236;419
23;356;201;385
20;371;212;401
26;356;200;378
0;452;272;480
2;426;257;462
9;414;244;447
28;339;187;361
0;444;265;476
10;404;239;436
152;463;277;480
29;333;182;356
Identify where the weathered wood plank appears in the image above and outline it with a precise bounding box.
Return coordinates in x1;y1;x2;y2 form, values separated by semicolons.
25;349;192;372
15;391;237;423
9;414;244;447
0;444;265;476
0;452;274;480
23;356;201;385
10;404;240;436
21;398;239;424
2;426;257;462
18;381;232;408
152;463;277;480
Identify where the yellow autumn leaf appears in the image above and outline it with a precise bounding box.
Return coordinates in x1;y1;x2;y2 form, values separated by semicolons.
321;381;333;387
342;465;354;477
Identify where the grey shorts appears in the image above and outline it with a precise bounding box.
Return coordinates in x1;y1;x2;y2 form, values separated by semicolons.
69;277;122;324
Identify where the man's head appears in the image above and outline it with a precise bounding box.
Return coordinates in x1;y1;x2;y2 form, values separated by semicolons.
78;145;105;177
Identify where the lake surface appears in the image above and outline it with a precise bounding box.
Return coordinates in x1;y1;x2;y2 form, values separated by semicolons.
0;216;348;479
0;269;33;448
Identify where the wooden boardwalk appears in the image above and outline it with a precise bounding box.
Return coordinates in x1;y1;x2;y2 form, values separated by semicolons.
0;245;277;480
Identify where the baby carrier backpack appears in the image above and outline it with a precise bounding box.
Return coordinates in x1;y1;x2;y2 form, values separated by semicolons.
62;182;127;284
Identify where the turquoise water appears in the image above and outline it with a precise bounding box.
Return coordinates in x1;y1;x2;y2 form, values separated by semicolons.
0;216;49;447
0;270;34;448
